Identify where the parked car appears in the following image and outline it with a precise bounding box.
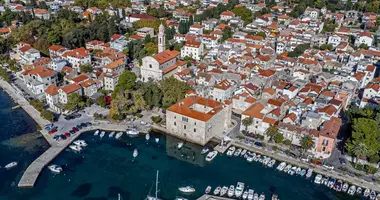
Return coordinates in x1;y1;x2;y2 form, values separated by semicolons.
60;134;67;140
69;130;75;134
64;115;75;120
64;132;70;138
339;158;347;165
48;129;57;134
323;164;334;170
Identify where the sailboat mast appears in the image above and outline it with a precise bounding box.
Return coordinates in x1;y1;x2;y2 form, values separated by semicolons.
155;170;159;198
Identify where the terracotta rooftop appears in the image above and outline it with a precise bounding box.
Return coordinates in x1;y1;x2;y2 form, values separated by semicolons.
152;50;180;64
242;103;265;119
22;66;56;78
45;85;59;96
104;59;124;69
61;83;81;94
72;73;89;83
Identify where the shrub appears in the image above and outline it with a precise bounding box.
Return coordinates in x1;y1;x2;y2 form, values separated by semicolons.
258;135;264;141
41;110;54;122
135;113;143;118
151;115;162;124
272;146;279;151
283;139;292;146
30;99;44;112
369;154;380;163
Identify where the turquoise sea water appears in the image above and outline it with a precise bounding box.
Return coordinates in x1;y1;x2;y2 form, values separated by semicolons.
0;90;364;200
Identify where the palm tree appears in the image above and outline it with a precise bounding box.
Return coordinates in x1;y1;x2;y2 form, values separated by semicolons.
242;117;253;132
300;135;314;155
352;142;369;168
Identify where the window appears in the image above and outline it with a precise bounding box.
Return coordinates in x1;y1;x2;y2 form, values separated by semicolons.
149;64;152;68
194;128;196;132
174;122;176;126
182;117;188;122
194;122;196;125
184;125;186;129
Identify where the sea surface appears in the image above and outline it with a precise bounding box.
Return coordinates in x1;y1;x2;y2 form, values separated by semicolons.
0;89;364;200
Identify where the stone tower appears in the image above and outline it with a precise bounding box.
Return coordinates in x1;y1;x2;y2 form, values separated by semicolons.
158;23;165;53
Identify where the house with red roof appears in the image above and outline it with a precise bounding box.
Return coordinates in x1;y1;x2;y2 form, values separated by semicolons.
21;65;57;95
61;48;91;73
212;79;237;102
220;11;235;21
180;40;204;60
58;83;83;104
13;42;41;65
45;85;61;112
355;32;374;47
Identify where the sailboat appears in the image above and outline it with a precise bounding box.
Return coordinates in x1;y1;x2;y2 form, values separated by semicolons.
146;170;161;200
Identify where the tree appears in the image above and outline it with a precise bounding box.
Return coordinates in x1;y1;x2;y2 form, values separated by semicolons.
221;26;233;42
266;125;278;139
159;77;191;108
96;96;107;108
288;43;310;57
347;141;369;167
346;118;380;157
300;135;314;153
256;31;266;39
0;68;11;83
30;99;44;112
320;44;333;51
274;133;284;144
64;93;85;111
359;43;369;50
232;6;253;25
139;81;163;108
79;64;93;73
113;70;137;97
242;117;253;131
41;110;54;122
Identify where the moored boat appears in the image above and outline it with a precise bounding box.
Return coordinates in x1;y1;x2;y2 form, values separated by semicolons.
259;193;265;200
300;169;307;177
126;129;139;136
201;147;209;154
342;182;349;192
254;154;260;162
178;186;195;193
253;193;258;200
288;166;297;175
133;149;138;158
276;162;286;171
227;185;235;197
267;159;276;168
364;188;371;197
69;145;82;152
271;194;278;200
100;131;105;138
94;130;99;136
4;161;18;169
306;168;313;178
248;189;254;200
145;133;150;141
213;186;221;196
205;151;218;162
314;174;322;184
321;176;329;185
155;138;159;143
234;148;242;156
327;178;336;189
109;131;115;138
246;153;254;162
235;182;244;198
205;186;211;194
226;146;235;156
177;142;184;149
115;132;123;139
347;185;356;195
295;167;301;175
370;190;376;200
242;191;248;199
356;187;362;194
334;180;343;192
220;186;228;196
48;164;63;173
283;164;292;173
73;140;87;147
240;149;247;157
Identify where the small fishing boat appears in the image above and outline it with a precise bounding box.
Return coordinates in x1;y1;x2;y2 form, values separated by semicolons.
267;159;276;168
253;193;258;200
205;186;211;194
145;133;150;141
109;131;115;138
246;154;254;162
234;148;242;156
100;131;105;138
73;140;87;147
342;182;349;192
115;132;123;139
370;190;377;200
295;167;301;175
258;156;264;163
356;187;362;194
263;157;271;165
321;176;329;185
213;186;221;195
248;189;254;200
306;168;313;178
364;188;371;197
276;162;286;171
201;147;209;154
155;138;159;143
314;174;322;184
300;169;307;177
178;186;195;193
254;154;261;162
259;193;265;200
94;130;99;136
334;180;342;192
240;149;247;157
4;162;18;169
283;164;292;173
205;151;218;162
235;182;244;198
69;145;82;152
327;178;336;189
48;164;63;173
347;185;356;195
126;129;139;136
288;166;297;175
174;198;187;200
177;142;184;149
242;191;248;199
227;185;235;197
272;194;278;200
133;149;138;158
226;146;235;156
220;186;228;196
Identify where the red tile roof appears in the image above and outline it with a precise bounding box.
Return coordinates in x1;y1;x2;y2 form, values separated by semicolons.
153;50;180;64
45;85;59;95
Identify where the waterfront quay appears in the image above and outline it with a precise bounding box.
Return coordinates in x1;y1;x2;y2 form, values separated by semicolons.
18;124;129;187
197;194;235;200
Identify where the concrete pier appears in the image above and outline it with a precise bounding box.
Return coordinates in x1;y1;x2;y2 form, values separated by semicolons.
197;195;235;200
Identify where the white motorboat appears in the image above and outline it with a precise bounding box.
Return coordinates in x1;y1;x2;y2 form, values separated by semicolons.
220;186;228;196
347;185;356;195
205;186;211;194
267;159;276;168
356;187;362;194
283;164;292;173
276;162;286;171
69;145;82;152
109;131;115;138
4;161;18;169
300;169;307;177
377;194;380;200
253;193;258;200
155;138;159;143
321;176;329;185
288;166;296;175
73;140;87;147
242;191;248;199
240;149;247;157
227;146;236;154
246;154;254;162
205;151;218;162
174;198;187;200
235;182;244;198
306;168;313;178
115;132;123;139
248;189;254;200
100;131;105;138
258;156;264;163
254;154;260;162
314;174;322;184
127;129;139;136
133;149;138;158
234;148;242;156
227;185;235;197
327;178;336;189
263;157;271;165
364;188;371;197
178;186;195;193
48;164;63;173
177;142;184;149
295;167;301;175
94;130;99;136
342;182;349;192
145;133;150;141
259;193;265;200
213;186;221;195
201;147;209;155
370;190;376;200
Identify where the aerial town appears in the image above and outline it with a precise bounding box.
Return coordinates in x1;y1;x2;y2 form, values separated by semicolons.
1;0;380;199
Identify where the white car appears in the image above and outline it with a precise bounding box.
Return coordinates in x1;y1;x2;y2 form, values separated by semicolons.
323;164;334;170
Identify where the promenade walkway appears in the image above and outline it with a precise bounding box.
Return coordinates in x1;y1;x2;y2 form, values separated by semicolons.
197;195;235;200
231;140;380;192
18;124;129;188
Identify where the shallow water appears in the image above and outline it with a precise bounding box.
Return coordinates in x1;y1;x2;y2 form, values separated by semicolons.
0;89;363;200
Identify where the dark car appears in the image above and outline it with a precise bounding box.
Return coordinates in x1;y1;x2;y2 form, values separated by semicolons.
76;124;82;129
339;158;347;165
69;130;75;134
72;113;82;118
60;134;67;140
64;115;74;120
80;123;87;127
86;122;92;126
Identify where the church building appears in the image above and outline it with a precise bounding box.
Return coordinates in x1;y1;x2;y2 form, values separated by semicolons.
141;24;186;82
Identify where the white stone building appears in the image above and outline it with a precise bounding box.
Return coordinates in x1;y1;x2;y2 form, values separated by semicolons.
180;40;204;60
